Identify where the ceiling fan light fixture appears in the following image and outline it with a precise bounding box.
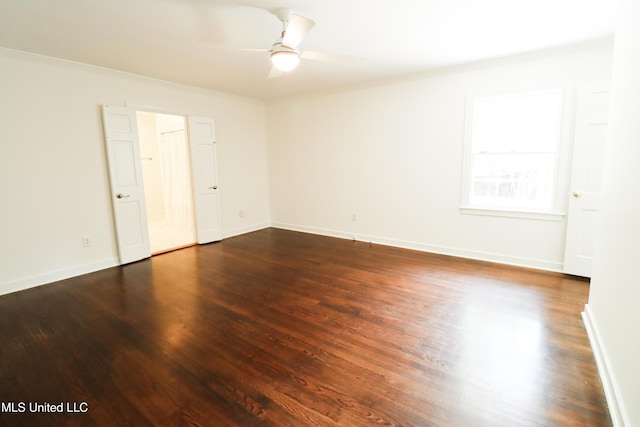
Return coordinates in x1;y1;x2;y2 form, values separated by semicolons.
271;50;300;71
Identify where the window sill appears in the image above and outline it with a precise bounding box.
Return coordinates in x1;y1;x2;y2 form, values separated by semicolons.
460;206;565;221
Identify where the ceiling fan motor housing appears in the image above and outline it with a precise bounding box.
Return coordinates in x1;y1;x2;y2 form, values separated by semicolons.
270;39;301;71
271;38;300;56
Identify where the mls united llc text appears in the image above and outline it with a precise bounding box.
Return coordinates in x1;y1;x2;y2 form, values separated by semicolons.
2;402;89;413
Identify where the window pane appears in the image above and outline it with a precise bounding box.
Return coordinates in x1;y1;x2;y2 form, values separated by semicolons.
527;92;562;151
469;153;555;210
471;180;495;197
472;90;562;154
466;89;562;212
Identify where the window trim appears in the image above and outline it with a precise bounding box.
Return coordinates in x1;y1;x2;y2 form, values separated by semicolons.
460;86;573;220
459;207;565;221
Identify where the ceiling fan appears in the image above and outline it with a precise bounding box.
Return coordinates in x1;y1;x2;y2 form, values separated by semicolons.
267;8;315;77
218;7;357;78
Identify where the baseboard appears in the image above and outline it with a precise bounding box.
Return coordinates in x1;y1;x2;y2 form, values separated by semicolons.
0;257;119;297
271;222;564;272
271;223;354;242
582;305;627;427
222;223;270;240
0;222;561;296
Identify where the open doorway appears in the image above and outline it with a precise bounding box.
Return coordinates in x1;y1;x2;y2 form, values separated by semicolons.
103;105;222;264
136;111;196;254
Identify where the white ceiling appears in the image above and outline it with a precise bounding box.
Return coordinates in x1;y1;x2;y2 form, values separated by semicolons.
0;0;615;101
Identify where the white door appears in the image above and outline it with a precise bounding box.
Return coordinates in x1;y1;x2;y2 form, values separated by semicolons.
188;116;222;243
563;82;610;277
102;106;151;264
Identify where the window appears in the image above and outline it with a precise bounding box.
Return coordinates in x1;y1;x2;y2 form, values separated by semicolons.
461;88;568;219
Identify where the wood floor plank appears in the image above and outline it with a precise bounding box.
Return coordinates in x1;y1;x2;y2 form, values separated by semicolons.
0;228;611;426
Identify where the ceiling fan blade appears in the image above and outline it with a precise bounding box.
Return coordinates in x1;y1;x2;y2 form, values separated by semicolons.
301;50;366;64
268;66;285;79
282;14;315;49
198;43;269;53
241;48;270;53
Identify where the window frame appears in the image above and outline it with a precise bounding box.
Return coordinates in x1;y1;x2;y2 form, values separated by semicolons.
460;86;573;221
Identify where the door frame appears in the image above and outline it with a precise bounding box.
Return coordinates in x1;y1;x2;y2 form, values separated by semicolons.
138;111;197;253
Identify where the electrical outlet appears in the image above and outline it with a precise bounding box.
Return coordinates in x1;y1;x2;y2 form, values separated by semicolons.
352;212;358;221
239;209;245;218
82;236;92;247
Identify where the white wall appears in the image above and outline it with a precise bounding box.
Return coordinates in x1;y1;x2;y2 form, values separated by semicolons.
267;41;613;271
585;0;640;425
0;49;271;295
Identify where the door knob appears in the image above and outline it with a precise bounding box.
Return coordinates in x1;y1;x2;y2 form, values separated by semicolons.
116;193;130;199
572;191;582;198
209;185;218;190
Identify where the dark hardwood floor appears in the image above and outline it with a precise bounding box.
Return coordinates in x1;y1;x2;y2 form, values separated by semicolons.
0;228;611;426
